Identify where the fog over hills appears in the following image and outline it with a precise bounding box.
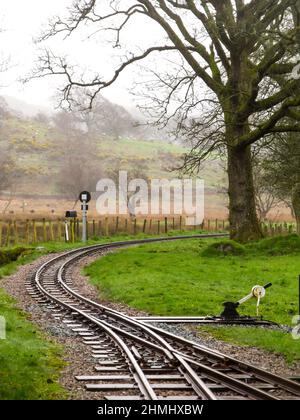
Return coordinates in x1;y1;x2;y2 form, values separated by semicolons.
2;95;53;118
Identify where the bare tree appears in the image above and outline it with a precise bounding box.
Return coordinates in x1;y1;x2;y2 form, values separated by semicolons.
258;133;300;231
107;158;150;217
29;0;300;241
253;160;281;221
55;132;103;206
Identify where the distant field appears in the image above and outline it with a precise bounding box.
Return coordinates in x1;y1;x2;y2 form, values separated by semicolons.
0;191;228;220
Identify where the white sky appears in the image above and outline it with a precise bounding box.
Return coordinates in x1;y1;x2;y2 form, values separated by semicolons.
0;0;165;110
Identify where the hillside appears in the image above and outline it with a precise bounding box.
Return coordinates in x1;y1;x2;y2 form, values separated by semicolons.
0;109;226;191
0;96;229;217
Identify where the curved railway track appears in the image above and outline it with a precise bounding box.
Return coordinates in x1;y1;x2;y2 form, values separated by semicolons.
26;234;300;400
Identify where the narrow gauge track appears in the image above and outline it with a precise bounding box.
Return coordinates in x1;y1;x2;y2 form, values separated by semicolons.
27;235;300;400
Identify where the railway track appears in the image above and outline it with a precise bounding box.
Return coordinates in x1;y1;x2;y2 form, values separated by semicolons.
26;234;300;400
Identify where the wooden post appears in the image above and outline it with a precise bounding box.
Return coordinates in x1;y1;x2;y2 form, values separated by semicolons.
134;218;137;235
115;217;119;234
57;219;62;242
26;220;30;244
215;219;218;231
76;219;80;241
157;220;160;235
143;219;147;233
6;221;11;246
164;217;168;234
92;220;96;237
43;218;47;242
71;220;75;243
179;216;182;231
33;220;37;243
105;217;109;236
149;219;152;233
13;220;18;244
124;218;128;234
172;217;175;230
48;221;54;241
0;221;2;247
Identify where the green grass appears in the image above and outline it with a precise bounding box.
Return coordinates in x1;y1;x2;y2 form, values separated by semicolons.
84;235;300;363
197;326;300;364
0;290;67;399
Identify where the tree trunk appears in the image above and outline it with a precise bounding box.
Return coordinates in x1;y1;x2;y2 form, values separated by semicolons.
292;183;300;234
227;145;263;242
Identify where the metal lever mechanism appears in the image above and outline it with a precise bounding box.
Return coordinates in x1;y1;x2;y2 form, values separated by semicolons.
221;283;272;319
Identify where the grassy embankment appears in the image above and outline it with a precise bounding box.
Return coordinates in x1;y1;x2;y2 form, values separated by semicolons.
84;235;300;363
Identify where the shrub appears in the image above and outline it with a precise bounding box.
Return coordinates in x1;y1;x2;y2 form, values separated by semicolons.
0;247;30;267
246;234;300;255
201;240;246;257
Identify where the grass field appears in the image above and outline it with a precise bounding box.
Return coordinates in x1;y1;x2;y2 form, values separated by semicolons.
0;290;66;400
84;235;300;363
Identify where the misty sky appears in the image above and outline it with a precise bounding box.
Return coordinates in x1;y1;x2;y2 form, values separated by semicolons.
0;0;165;110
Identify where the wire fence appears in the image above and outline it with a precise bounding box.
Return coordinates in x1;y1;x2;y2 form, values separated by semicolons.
0;217;297;247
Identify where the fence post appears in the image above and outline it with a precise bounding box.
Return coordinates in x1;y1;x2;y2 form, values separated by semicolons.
25;220;30;244
0;221;2;247
33;220;37;243
57;219;62;242
6;221;11;246
143;219;147;233
48;220;53;241
71;220;75;243
13;220;18;244
115;217;119;234
179;216;182;231
134;218;137;235
165;217;168;234
149;219;152;233
43;218;47;242
157;220;160;235
105;217;109;236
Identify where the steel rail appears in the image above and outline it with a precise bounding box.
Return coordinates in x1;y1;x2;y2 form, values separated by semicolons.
34;234;228;400
85;315;278;400
55;239;300;397
56;253;284;399
34;265;157;400
31;234;300;399
147;323;300;396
